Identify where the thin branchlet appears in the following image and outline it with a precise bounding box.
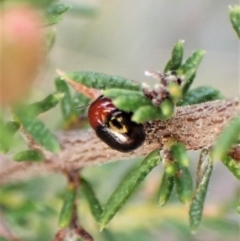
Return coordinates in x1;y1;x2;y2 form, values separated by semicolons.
0;98;240;184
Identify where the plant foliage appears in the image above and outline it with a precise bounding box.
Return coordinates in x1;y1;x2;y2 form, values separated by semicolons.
0;2;240;241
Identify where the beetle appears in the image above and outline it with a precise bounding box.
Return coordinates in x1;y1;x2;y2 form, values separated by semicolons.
88;95;146;152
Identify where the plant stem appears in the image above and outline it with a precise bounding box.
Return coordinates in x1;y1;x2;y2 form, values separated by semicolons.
0;98;240;185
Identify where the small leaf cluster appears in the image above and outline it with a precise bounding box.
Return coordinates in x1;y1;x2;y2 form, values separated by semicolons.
0;92;63;161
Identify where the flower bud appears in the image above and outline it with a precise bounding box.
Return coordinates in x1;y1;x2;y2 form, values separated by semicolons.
0;5;44;105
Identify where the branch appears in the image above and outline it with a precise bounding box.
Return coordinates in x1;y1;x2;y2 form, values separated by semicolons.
0;97;240;185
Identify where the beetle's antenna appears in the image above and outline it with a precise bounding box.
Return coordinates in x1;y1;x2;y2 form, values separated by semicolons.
75;104;90;110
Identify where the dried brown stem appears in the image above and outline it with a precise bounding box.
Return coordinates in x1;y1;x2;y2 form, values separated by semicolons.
0;98;240;185
52;170;93;241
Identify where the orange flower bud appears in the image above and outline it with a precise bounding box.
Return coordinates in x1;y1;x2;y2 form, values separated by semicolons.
0;5;44;105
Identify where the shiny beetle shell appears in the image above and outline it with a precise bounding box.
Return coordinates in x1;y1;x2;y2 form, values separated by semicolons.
88;95;145;152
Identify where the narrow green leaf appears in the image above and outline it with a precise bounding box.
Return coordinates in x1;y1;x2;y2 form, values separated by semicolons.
181;69;196;95
212;117;240;160
229;6;240;39
0;119;8;153
164;40;184;72
175;166;193;204
164;160;178;176
104;88;175;123
45;28;56;53
237;199;240;215
55;78;75;120
171;143;193;204
0;236;10;241
221;156;240;180
5;121;20;134
47;3;71;15
59;182;76;228
190;149;213;232
15;111;60;153
171;143;190;167
163;60;172;74
178;86;223;106
73;94;90;115
29;92;64;117
131;106;161;123
104;89;151;112
132;99;175;123
158;171;175;206
99;149;161;230
45;14;62;26
45;4;71;26
13;150;44;162
196;149;209;186
178;50;205;76
103;88;142;99
177;50;205;93
69;4;98;17
160;99;175;118
0;121;20;153
80;177;103;222
66;71;141;91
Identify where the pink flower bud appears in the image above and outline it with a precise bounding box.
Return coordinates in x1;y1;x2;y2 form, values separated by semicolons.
0;5;44;105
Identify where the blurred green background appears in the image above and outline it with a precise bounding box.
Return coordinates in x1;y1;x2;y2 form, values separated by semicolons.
1;0;240;240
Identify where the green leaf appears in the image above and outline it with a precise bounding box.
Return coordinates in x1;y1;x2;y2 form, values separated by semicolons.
13;150;44;162
177;50;205;93
178;86;223;106
221;156;240;180
44;4;71;26
55;78;75;120
59;182;76;228
0;237;10;241
45;28;56;53
237;199;240;215
29;92;64;117
164;40;184;72
171;143;190;167
132;99;175;123
158;171;175;206
181;70;196;95
212;117;240;160
175;166;193;204
104;88;175;123
103;89;150;111
14;111;60;153
171;143;193;204
73;93;90;115
5;121;20;134
80;177;103;222
65;71;141;91
161;98;176;117
47;3;71;15
178;50;205;76
190;149;213;232
69;4;98;17
0;120;20;153
99;149;161;230
229;6;240;39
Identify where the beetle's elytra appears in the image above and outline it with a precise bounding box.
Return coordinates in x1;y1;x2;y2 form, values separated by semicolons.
88;95;145;152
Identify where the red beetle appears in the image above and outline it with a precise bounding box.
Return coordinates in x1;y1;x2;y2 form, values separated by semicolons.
88;95;145;152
